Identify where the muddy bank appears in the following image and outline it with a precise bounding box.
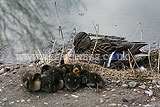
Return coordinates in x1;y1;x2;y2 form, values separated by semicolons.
0;63;160;107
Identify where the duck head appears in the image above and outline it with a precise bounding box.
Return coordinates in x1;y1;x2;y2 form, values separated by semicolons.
85;73;105;88
23;73;41;92
74;32;91;53
41;65;52;74
64;72;81;91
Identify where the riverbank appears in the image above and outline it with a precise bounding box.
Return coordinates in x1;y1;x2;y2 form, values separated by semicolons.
0;62;160;107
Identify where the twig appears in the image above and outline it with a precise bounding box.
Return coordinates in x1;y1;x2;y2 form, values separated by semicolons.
148;42;153;72
37;49;46;64
48;40;56;63
128;49;135;74
88;21;99;64
54;0;66;65
128;49;140;70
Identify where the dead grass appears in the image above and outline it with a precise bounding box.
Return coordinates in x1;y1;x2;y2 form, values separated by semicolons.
73;62;160;83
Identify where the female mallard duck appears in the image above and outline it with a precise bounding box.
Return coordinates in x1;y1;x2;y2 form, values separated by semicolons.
22;72;41;92
40;65;64;93
74;32;147;54
69;32;147;68
63;72;81;91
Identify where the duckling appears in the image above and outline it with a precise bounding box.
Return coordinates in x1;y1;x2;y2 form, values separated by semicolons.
77;69;89;85
64;72;81;91
82;72;105;88
41;71;64;93
77;69;89;77
22;72;41;92
40;65;64;93
41;64;51;73
41;64;63;76
59;64;81;75
74;32;91;53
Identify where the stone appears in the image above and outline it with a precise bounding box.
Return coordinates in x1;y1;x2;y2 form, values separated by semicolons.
0;68;5;74
156;85;160;88
44;102;48;105
116;80;120;84
143;104;151;107
145;90;153;96
99;98;105;104
157;81;160;85
117;104;122;106
4;67;10;72
29;64;34;67
9;101;14;105
122;84;128;88
111;80;117;83
139;104;142;106
122;98;128;102
108;103;117;107
71;95;78;98
139;85;146;89
151;97;156;101
152;80;157;85
2;98;7;102
106;88;110;91
27;99;30;102
102;94;106;97
131;103;135;106
149;86;153;89
111;89;115;92
64;94;68;97
12;71;16;74
2;72;7;76
112;94;117;97
128;81;137;88
21;99;25;103
122;104;128;107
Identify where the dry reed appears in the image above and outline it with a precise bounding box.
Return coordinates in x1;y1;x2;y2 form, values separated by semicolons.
54;0;65;66
88;21;99;64
148;42;153;72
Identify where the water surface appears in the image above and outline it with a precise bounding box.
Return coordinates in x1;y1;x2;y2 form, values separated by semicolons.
0;0;160;63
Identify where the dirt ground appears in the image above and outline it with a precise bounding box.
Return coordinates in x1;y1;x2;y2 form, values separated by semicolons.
0;64;160;107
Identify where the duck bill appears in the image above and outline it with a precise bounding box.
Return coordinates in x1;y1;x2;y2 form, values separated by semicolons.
74;46;78;53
